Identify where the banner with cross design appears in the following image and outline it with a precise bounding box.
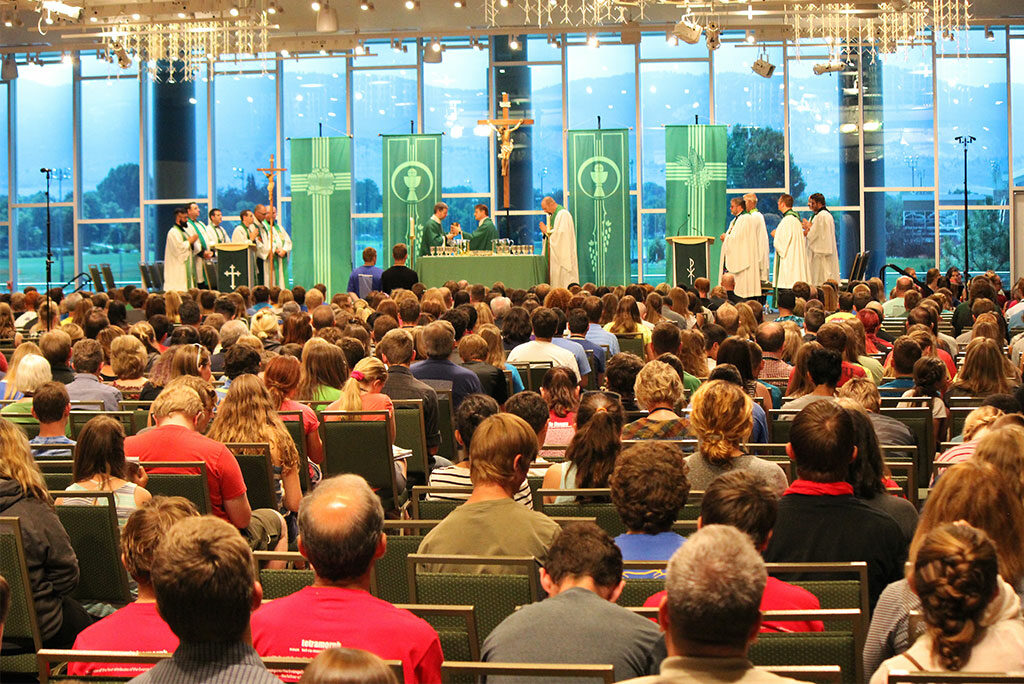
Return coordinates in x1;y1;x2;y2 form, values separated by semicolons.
382;134;442;268
289;137;352;295
665;125;728;286
567;129;631;286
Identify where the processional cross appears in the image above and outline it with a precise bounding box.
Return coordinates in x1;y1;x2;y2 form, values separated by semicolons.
257;154;288;208
478;92;534;209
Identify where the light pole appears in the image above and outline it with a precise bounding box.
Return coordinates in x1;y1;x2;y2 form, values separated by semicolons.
954;135;975;278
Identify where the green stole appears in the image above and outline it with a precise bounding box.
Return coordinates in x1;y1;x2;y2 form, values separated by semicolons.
187;219;208;252
212;222;228;242
783;210;801;220
174;225;196;288
268;222;289;286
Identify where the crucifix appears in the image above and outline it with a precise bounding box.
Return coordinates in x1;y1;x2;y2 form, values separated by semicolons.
478;92;533;209
257;153;288;208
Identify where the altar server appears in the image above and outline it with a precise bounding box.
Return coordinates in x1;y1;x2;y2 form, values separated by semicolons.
265;205;292;288
539;196;579;289
744;193;770;284
458;204;499;251
720;197;761;299
772;193;811;290
803;192;840;284
164;208;199;291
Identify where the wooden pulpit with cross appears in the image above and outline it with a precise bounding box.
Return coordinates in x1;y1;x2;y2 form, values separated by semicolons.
479;92;533;209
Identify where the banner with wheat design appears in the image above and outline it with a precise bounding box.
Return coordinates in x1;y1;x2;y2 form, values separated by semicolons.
567;129;631;286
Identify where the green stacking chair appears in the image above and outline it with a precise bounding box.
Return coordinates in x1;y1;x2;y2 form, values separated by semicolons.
509;361;553;393
397;604;480;663
393;399;430;488
52;491;132;606
407;554;541;640
410;486;470;520
372;533;435;605
320;411;404;511
879;406;934;489
614;334;646;360
142;461;212;515
278;410;312;493
225;443;277;511
537;488;622;537
37;460;74;491
253;551;314;600
440;662;614;683
68;410;133;439
749;631;857;683
0;517;44;676
118;400;153;435
435;390;456;465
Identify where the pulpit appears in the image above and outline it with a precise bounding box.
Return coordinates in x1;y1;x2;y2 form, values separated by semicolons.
214;243;257;293
667;236;715;288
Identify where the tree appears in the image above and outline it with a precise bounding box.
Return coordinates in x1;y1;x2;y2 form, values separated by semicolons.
939;210;1010;273
726;125;805;204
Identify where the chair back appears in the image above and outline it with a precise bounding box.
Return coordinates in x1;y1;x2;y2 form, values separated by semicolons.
371;533;428;605
37;460;74;491
407;554;541;639
584;350;599;390
117;400;153;435
947;406;974;439
440;662;614;683
252;551;314;601
225;443;277;511
509;361;553;393
536;489;622;536
52;491;132;605
393;399;430;487
435;390;457;465
0;517;43;675
142;461;212;515
396;604;481;663
278;410;312;493
319;411;401;510
410;485;470;520
614;334;646;359
68;410;133;439
879;406;935;488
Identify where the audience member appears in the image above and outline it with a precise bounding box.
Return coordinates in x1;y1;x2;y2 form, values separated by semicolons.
28;381;75;458
621;360;687;440
411;321;483;408
66;338;123;410
298;648;400;684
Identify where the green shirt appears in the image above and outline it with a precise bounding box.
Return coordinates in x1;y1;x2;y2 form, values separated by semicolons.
464;217;498;251
419;216;446;256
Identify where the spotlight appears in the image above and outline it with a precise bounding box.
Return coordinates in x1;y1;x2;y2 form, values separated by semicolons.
1;54;17;81
665;32;677;46
41;0;82;20
813;60;846;75
3;13;12;27
131;11;140;19
586;33;598;48
391;38;404;51
404;0;419;9
112;42;131;69
423;39;442;62
431;38;441;52
280;48;290;57
671;17;702;44
310;0;321;10
889;0;910;9
508;35;519;49
985;26;995;41
745;30;755;44
360;0;373;9
61;52;72;64
44;12;54;24
315;2;338;31
88;14;96;22
751;56;775;78
229;5;239;15
177;11;186;18
354;43;365;55
498;0;508;7
453;0;464;7
705;23;721;50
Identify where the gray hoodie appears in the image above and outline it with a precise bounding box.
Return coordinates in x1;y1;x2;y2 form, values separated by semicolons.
0;477;79;640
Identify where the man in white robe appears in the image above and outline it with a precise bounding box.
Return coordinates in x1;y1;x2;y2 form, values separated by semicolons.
720;197;761;299
539;196;579;289
185;202;216;288
163;207;199;291
208;208;231;245
744;193;770;285
265;206;292;288
802;192;840;284
249;205;273;284
772;193;811;290
231;209;271;286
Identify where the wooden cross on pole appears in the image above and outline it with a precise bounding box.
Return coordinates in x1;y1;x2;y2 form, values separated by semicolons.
257;153;288;208
478;92;533;209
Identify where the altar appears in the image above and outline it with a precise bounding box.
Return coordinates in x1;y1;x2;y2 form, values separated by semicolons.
416;254;547;289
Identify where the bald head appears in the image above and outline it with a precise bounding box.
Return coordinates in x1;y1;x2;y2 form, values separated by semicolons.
541;196;556;213
254;204;268;220
298;474;384;583
895;276;912;293
721;273;736;291
755;322;785;353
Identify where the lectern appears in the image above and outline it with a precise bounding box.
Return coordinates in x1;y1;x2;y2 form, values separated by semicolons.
667;236;715;288
214;243;257;293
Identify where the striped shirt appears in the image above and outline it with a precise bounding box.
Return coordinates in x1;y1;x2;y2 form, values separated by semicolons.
932;437;981;484
426;466;534;509
128;640;280;684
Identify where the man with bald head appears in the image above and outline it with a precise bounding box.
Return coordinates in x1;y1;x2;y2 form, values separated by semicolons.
755;322;792;378
882;276;914;318
251;475;443;683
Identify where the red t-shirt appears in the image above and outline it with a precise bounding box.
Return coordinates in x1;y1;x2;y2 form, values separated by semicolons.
280;399;320;436
251;585;443;683
787;361;865;389
644;576;824;633
66;601;178;678
883;348;957;380
125;423;246;522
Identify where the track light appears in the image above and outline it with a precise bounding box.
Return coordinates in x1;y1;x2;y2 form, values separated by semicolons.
423;39;442;62
3;12;11;27
280;48;290;57
587;33;598;48
745;30;755;44
985;26;995;41
705;23;721;50
228;5;239;15
453;0;464;7
354;43;365;55
666;32;677;46
112;42;131;69
431;38;441;52
672;17;702;44
360;0;373;9
813;60;845;75
1;54;16;81
391;38;405;52
508;35;519;50
41;0;82;20
404;0;419;9
315;2;337;31
498;0;509;7
310;0;321;10
131;11;140;19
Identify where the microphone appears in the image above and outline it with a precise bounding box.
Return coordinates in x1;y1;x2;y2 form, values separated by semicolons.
40;167;52;173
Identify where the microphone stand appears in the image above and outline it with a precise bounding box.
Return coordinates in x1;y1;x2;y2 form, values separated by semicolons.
42;167;53;331
954;135;975;280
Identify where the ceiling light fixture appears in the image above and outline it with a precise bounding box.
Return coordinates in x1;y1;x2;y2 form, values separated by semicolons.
310;1;321;10
985;26;995;41
586;33;598;48
705;23;721;50
745;30;755;44
228;5;239;16
1;54;17;81
431;38;441;52
360;0;374;9
41;0;82;20
315;2;338;31
508;35;519;49
280;48;290;57
672;16;702;44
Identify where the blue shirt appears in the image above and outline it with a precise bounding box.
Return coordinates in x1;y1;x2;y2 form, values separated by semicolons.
551;337;592;378
569;336;606;374
30;434;76;460
66;373;123;411
614;531;687;578
505;363;525;393
879;377;915;390
751;403;768;443
346;265;384;295
411;358;483;409
775;314;804;327
586;323;620;355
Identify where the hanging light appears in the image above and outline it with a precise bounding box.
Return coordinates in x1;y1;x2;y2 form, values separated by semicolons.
587;33;598;48
310;0;321;10
228;5;239;16
508;35;519;49
1;54;17;81
316;2;338;32
430;38;441;52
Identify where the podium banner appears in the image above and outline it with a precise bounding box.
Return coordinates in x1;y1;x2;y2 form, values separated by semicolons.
382;134;442;268
290;136;352;295
215;244;256;293
567;128;631;286
665;125;727;285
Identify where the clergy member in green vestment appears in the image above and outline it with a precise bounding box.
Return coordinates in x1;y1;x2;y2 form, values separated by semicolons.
418;201;458;257
458;204;499;251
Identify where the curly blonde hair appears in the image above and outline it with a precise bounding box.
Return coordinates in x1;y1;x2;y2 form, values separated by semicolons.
634;360;683;410
688;379;752;467
250;309;280;341
207;374;299;472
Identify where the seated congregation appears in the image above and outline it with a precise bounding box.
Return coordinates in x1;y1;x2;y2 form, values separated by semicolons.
3;266;1024;683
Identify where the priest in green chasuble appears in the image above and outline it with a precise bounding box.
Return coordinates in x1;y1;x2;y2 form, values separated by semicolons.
457;204;499;251
539;196;579;289
419;201;459;256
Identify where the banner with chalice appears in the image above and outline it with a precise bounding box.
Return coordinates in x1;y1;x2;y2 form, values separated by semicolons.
383;134;442;268
567;129;631;286
289;137;352;294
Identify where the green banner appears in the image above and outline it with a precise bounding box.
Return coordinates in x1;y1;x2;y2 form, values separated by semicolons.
665;125;727;285
382;134;442;268
567;129;631;286
289;137;352;294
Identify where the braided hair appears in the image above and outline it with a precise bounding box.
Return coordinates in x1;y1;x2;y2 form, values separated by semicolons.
912;522;999;671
